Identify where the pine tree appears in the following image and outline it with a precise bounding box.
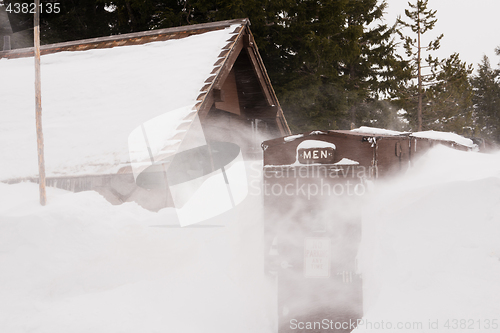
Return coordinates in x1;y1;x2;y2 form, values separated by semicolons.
396;0;443;131
180;0;407;132
472;54;500;142
425;53;474;134
13;0;408;133
99;0;185;33
268;0;408;132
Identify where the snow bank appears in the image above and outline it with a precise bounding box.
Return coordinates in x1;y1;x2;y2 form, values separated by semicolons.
0;162;274;333
411;130;475;148
2;144;500;332
355;146;500;332
334;158;359;166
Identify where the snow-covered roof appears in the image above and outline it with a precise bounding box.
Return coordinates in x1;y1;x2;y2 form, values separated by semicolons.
351;127;476;148
0;20;258;181
411;130;475;148
283;134;304;142
350;126;409;136
296;139;336;150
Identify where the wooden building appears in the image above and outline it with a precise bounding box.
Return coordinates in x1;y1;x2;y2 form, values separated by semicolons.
262;131;368;333
262;129;411;178
262;128;478;178
0;18;290;210
260;126;478;332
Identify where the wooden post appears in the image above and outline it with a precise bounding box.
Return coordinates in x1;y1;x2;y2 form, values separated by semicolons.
34;0;46;205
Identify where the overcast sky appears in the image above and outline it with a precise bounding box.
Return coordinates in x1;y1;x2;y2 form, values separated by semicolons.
383;0;500;72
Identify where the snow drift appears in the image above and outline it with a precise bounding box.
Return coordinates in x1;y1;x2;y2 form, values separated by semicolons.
0;163;274;333
355;145;500;332
1;145;499;332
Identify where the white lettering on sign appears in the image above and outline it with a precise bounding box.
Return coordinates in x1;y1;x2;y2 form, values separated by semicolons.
298;147;334;163
304;237;330;278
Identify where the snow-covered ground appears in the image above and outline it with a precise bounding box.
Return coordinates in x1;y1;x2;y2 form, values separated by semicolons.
0;162;274;333
355;145;500;332
1;145;499;332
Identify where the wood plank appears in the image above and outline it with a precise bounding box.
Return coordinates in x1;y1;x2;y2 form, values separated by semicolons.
212;32;244;90
0;18;249;60
211;66;221;75
245;45;274;106
197;89;214;121
214;70;241;115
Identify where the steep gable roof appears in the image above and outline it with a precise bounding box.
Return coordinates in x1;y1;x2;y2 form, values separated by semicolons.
0;19;290;181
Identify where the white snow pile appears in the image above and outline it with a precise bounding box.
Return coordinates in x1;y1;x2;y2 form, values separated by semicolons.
333;158;359;166
283;134;304;142
0;165;273;333
296;139;336;150
411;130;476;148
2;144;500;333
0;25;238;181
355;145;500;332
351;126;408;136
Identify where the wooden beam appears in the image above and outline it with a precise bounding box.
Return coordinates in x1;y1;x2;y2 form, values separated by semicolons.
243;28;291;135
212;34;244;90
276;109;292;136
243;34;254;48
245;46;274;106
34;0;46;206
197;90;214;121
0;18;250;60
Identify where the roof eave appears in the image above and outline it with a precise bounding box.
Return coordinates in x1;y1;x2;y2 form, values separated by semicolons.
0;18;249;60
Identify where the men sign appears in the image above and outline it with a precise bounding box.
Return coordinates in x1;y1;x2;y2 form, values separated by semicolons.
295;139;336;164
298;147;335;164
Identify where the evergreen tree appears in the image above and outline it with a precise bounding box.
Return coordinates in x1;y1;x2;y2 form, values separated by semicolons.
425;53;474;134
171;0;408;132
267;0;408;132
396;0;443;131
7;0;408;133
35;0;114;44
98;0;185;33
472;54;500;142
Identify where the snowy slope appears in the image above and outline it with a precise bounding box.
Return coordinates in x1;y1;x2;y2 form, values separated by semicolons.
0;26;238;181
0;162;274;333
1;145;499;332
355;146;500;332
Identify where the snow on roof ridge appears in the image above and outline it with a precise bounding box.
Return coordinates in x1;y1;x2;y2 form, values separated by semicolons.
0;19;249;60
193;24;242;111
410;130;475;148
284;134;304;142
350;126;409;136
